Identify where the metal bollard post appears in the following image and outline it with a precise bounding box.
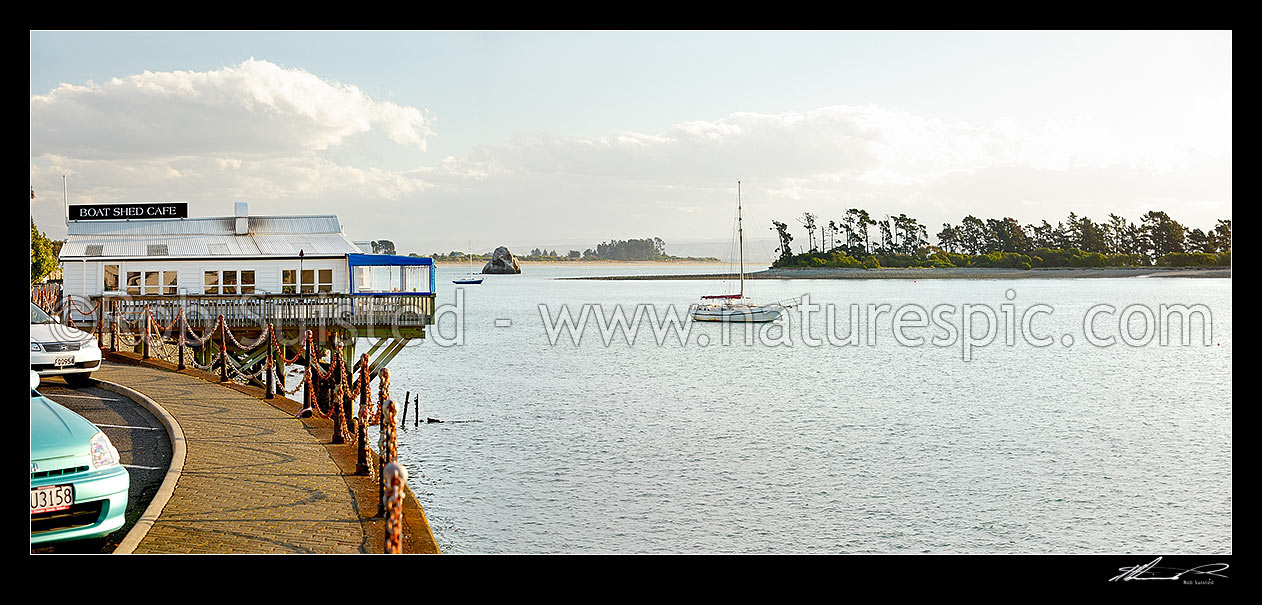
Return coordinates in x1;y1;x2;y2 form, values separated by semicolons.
264;342;274;400
384;461;407;554
331;355;347;444
378;398;398;516
177;311;187;371
141;306;150;360
110;300;118;353
96;300;104;348
218;316;229;382
274;326;285;393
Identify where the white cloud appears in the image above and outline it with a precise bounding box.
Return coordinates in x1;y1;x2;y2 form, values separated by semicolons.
30;65;1229;254
30;58;434;158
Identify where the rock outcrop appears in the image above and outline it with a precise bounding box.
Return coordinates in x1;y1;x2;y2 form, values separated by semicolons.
482;246;522;274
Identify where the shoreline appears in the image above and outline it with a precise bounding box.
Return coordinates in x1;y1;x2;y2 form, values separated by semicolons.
570;266;1232;280
437;259;726;267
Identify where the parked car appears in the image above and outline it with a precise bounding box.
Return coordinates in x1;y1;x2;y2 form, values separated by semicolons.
30;371;130;545
30;302;101;386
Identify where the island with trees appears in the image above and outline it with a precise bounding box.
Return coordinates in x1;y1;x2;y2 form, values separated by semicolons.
769;210;1230;270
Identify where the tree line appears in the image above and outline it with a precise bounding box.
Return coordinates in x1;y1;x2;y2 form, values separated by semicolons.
771;210;1231;269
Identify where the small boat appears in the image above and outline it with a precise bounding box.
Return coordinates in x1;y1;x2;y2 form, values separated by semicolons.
452;243;484;284
689;181;786;323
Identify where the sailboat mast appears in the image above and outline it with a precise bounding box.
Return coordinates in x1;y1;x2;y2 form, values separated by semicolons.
738;181;744;299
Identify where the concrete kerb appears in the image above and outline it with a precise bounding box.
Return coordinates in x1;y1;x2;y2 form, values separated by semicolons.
92;378;186;555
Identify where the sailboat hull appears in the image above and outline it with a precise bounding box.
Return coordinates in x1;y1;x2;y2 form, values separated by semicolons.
689;304;783;323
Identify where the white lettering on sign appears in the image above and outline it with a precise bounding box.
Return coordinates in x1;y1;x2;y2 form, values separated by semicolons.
70;203;188;221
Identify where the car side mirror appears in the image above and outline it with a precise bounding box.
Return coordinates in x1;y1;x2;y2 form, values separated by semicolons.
30;370;40;390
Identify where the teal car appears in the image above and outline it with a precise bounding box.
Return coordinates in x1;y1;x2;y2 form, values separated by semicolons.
30;371;130;545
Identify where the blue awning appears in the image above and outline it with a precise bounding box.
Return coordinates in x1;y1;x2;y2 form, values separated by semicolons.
347;253;434;267
347;254;435;295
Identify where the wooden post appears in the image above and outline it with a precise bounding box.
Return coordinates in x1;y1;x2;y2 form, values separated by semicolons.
401;392;409;426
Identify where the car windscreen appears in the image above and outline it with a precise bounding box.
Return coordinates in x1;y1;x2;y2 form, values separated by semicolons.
30;303;55;324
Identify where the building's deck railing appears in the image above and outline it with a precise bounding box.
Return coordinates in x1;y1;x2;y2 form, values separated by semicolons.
89;293;434;332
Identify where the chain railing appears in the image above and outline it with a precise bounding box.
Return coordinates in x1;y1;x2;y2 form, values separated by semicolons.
39;289;420;551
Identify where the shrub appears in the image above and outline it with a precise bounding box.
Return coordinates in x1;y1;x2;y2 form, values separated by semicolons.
1156;252;1219;267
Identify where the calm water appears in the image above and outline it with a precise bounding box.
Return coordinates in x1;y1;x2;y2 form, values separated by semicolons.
372;264;1232;554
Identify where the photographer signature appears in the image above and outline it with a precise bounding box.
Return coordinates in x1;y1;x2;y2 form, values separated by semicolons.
1109;557;1229;582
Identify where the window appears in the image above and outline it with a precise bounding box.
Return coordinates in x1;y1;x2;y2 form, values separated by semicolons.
371;266;397;292
205;270;256;295
355;267;372;291
284;267;332;294
104;265;119;293
402;266;428;293
353;265;428;294
144;271;161;295
117;268;177;295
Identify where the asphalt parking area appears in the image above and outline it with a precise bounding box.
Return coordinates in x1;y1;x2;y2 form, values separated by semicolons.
31;375;172;554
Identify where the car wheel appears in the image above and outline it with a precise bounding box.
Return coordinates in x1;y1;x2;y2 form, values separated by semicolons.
64;373;94;387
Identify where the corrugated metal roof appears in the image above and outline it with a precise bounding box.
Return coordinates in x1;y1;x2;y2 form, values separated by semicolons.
61;214;360;260
67;215;343;235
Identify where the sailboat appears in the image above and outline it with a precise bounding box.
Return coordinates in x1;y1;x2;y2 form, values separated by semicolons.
689;181;787;323
452;243;484;284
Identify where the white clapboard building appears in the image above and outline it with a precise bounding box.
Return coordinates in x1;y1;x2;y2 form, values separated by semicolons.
59;202;434;301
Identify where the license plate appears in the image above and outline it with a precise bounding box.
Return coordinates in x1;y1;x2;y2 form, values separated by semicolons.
53;356;74;367
31;485;74;514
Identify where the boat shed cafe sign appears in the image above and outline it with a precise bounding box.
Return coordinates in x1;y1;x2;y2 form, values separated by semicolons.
70;202;188;221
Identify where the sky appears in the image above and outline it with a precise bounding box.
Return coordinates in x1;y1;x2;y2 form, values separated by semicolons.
29;30;1232;262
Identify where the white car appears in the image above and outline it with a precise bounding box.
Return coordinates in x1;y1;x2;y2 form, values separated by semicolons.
30;302;102;386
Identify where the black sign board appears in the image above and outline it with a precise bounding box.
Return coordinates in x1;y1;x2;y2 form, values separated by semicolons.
69;203;189;221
